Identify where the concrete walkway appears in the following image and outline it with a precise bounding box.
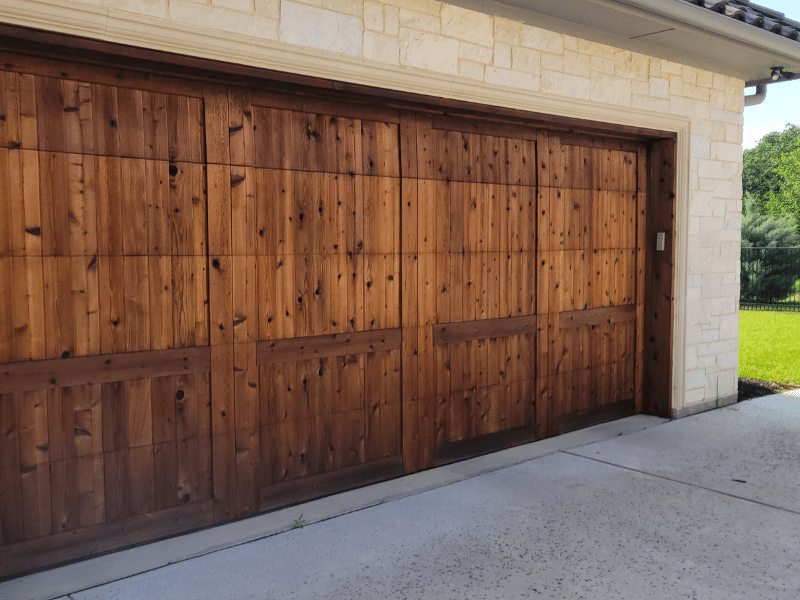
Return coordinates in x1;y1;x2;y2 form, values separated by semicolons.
4;394;800;600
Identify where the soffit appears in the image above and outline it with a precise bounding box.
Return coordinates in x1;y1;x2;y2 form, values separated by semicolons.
465;0;800;85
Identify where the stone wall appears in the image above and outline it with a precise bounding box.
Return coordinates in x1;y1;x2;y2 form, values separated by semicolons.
4;0;745;411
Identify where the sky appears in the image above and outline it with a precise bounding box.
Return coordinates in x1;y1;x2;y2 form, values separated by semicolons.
742;0;800;148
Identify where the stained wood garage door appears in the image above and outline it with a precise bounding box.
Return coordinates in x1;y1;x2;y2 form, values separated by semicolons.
0;50;649;576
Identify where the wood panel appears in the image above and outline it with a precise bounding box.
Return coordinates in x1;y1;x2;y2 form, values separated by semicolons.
203;89;404;522
0;57;213;575
536;133;645;438
643;138;675;417
404;115;540;469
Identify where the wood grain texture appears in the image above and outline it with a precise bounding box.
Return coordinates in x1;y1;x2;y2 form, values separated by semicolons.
257;329;401;365
559;304;636;329
0;500;213;578
433;315;539;345
0;347;211;394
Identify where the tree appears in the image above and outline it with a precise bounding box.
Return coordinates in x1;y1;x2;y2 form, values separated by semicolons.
742;124;800;218
740;194;800;303
766;138;800;232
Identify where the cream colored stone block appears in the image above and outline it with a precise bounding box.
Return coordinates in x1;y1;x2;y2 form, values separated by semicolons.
696;69;712;89
660;59;682;76
614;50;648;81
693;120;712;137
731;177;743;199
398;8;439;34
682;65;697;85
669;75;683;97
632;95;668;112
287;0;322;6
686;369;705;390
563;35;578;52
685;345;698;370
724;88;744;113
321;0;361;16
459;59;484;81
590;72;631;106
280;0;361;55
648;58;660;78
698;177;715;192
494;18;520;45
577;38;614;59
713;141;742;163
683;83;710;102
709;89;725;109
724;210;742;229
400;29;459;75
631;80;649;96
494;42;511;68
512;46;540;74
385;5;399;35
255;0;279;14
459;42;492;64
710;122;726;142
725;124;742;144
383;0;440;17
564;50;590;77
541;70;590;100
648;77;669;98
364;0;383;30
684;386;706;404
170;0;278;37
213;0;253;11
541;53;563;72
485;66;539;91
691;134;711;160
712;72;726;91
98;0;168;18
670;97;710;120
520;24;563;54
441;4;494;47
590;55;614;76
364;30;399;64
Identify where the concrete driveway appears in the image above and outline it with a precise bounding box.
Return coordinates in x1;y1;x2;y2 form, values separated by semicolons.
3;393;800;600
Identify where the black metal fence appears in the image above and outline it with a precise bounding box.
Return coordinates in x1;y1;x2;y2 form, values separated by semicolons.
741;247;800;311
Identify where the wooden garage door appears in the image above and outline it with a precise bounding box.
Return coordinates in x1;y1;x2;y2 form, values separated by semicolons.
400;115;545;471
0;58;213;573
203;88;403;519
537;134;645;436
0;49;651;577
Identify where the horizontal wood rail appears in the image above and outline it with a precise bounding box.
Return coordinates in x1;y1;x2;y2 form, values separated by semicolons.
559;133;642;153
257;329;402;365
433;424;539;467
559;304;636;329
259;456;402;512
0;347;211;394
0;500;214;578
432;315;538;346
558;399;636;435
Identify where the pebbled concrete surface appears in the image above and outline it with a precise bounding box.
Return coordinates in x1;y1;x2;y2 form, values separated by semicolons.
4;395;800;600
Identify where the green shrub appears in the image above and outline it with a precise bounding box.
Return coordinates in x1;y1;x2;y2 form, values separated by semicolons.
741;195;800;303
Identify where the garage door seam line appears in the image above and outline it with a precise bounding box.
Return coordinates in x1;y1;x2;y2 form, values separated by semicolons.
561;450;800;517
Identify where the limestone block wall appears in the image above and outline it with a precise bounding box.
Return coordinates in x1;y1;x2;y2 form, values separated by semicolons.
1;0;745;413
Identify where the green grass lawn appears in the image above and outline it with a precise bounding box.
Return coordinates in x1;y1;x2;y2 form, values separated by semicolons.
739;311;800;384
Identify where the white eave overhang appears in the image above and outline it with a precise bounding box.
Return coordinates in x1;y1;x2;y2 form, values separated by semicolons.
458;0;800;86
